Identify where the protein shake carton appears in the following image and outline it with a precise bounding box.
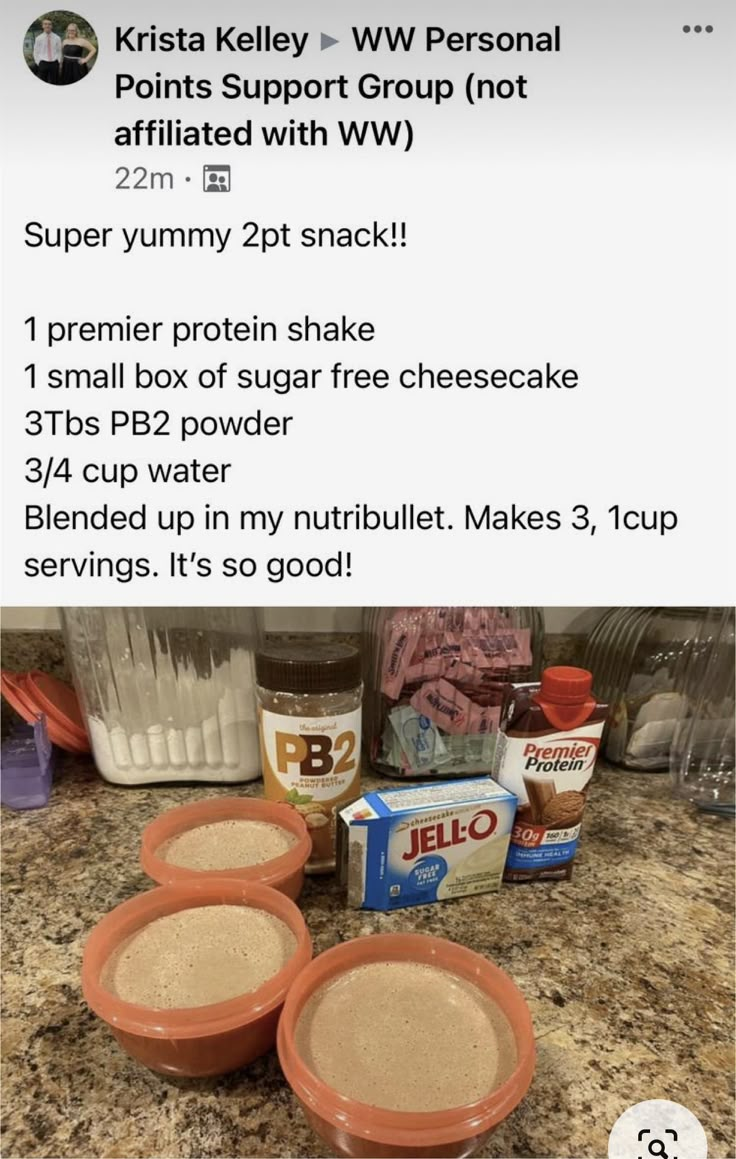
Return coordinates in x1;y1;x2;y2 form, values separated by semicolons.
493;666;607;883
337;777;517;911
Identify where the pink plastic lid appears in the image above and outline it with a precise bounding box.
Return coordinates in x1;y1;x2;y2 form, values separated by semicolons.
26;670;89;741
1;669;90;753
1;670;39;721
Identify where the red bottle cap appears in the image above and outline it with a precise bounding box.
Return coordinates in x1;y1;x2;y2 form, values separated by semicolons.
538;666;593;705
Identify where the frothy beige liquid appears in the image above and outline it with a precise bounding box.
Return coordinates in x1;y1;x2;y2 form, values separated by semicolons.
295;961;518;1112
102;904;296;1008
157;819;298;870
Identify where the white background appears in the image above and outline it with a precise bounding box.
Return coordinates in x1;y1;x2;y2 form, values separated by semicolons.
1;1;734;607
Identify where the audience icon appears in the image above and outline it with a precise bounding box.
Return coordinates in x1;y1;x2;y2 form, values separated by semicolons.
203;165;231;192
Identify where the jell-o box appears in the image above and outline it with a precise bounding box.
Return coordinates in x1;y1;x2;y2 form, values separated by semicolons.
338;777;517;910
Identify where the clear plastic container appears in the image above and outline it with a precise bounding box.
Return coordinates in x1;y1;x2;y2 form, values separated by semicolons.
583;608;726;771
670;607;735;815
62;608;258;784
363;607;543;778
0;714;54;810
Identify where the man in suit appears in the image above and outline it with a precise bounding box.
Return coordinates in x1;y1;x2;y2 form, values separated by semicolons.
33;18;61;83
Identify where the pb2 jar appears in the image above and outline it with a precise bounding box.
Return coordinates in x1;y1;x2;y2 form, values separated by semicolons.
256;644;362;873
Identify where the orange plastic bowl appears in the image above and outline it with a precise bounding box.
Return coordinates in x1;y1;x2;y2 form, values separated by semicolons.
277;934;535;1159
82;879;312;1077
140;797;311;900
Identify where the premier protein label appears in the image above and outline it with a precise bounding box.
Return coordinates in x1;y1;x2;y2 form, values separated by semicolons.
515;736;600;776
338;778;517;910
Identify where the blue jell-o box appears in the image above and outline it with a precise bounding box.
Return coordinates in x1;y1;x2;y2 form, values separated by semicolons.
337;777;517;911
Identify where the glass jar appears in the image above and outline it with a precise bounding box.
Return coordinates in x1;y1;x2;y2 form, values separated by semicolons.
363;607;544;778
62;608;258;784
583;607;725;771
670;607;735;815
255;642;362;873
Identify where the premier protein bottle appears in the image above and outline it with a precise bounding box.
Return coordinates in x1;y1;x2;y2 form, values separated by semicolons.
493;667;607;883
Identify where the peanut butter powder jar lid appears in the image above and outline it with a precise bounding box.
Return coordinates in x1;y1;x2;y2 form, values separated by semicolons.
256;643;361;695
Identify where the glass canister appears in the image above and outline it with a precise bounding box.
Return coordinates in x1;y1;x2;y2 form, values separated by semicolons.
363;607;544;778
61;608;258;784
583;607;725;771
255;642;362;873
670;607;735;815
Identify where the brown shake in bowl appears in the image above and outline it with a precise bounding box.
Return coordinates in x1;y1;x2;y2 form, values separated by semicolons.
139;800;312;899
294;960;518;1112
157;818;298;871
101;904;297;1008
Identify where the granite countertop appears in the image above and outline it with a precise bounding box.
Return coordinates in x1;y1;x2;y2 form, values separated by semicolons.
2;753;734;1159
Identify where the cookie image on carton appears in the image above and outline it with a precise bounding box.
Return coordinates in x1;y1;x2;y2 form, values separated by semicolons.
540;789;586;829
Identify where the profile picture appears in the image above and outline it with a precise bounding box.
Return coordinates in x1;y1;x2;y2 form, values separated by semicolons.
23;11;98;85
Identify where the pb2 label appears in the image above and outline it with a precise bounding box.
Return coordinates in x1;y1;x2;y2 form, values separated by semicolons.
259;707;361;802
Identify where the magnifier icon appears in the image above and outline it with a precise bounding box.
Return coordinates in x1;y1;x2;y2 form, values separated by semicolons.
648;1141;668;1159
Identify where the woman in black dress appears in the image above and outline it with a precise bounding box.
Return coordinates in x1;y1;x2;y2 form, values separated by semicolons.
60;23;96;84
